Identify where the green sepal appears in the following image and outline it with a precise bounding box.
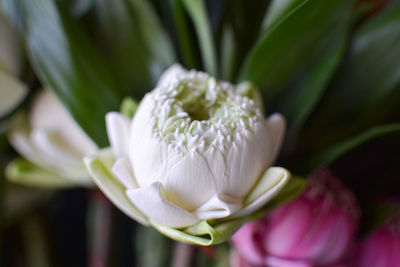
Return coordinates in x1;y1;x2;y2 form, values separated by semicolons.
6;158;77;189
120;97;139;119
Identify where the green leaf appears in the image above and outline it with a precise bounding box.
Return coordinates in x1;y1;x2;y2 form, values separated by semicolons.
220;25;236;81
181;0;217;75
303;123;400;173
120;97;138;119
301;2;400;147
262;0;305;29
15;0;121;147
167;0;198;69
239;0;354;108
93;0;175;97
6;158;77;188
331;2;400;114
220;0;271;82
361;201;399;235
274;24;348;128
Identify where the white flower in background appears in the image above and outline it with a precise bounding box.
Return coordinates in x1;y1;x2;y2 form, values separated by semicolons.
86;65;290;232
8;90;98;187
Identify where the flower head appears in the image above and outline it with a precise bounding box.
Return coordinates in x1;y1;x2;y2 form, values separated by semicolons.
352;210;400;267
8;90;97;187
232;169;360;266
85;65;291;244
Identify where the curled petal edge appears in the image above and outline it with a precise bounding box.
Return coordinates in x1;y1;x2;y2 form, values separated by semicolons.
84;149;149;226
85;148;305;245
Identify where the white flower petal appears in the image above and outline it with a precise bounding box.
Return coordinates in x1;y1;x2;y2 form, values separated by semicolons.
195;193;242;220
29;90;97;156
157;64;187;88
231;167;290;218
266;114;286;164
30;129;83;167
111;158;138;189
163;151;217;211
9;117;49;168
225;124;269;199
84;149;149;226
9;114;92;184
126;182;199;228
106;112;130;158
131;132;172;188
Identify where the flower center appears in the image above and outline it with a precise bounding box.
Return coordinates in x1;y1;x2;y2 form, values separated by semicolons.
149;70;263;153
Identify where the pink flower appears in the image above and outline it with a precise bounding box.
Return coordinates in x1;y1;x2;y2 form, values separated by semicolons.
352;211;400;267
231;170;360;267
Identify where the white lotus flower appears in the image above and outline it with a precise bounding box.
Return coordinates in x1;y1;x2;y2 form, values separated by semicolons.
8;90;97;187
86;65;290;231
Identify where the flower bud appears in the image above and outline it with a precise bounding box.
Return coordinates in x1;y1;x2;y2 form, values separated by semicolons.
85;64;291;244
232;169;360;266
8;90;97;187
352;211;400;267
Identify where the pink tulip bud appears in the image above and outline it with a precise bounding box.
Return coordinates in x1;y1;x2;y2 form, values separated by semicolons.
231;169;360;267
352;211;400;267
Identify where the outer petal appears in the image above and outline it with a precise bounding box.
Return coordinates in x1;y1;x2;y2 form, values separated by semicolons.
29;90;97;156
9;114;50;168
225;121;270;199
106;112;130;158
111;158;138;189
163;151;217;211
9;113;91;183
231;220;268;265
232;167;290;218
30;129;83;167
265;199;314;257
84;148;149;225
195;193;242;220
265;114;286;164
264;256;312;267
157;64;187;88
126;181;199;228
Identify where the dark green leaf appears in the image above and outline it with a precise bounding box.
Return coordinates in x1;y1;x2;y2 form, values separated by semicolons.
167;0;198;69
299;2;400;150
327;2;400;116
181;0;217;75
219;25;236;81
93;0;175;97
262;0;305;29
239;0;354;108
274;25;348;128
304;123;400;173
15;0;122;147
